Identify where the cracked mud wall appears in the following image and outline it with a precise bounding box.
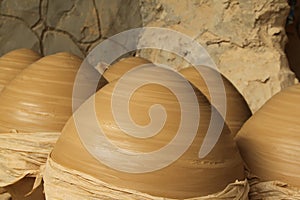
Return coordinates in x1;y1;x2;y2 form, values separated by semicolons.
0;0;142;58
0;0;298;112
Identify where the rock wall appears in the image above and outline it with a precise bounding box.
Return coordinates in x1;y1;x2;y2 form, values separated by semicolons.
138;0;298;112
0;0;142;58
0;0;298;112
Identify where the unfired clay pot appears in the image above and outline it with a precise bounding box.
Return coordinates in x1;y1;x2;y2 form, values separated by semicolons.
0;49;40;92
103;57;151;82
236;84;300;187
0;52;81;200
48;64;245;199
103;62;251;137
0;52;81;133
180;66;251;136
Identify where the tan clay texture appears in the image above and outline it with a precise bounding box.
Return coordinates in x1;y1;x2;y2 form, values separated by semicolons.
0;52;81;133
96;56;152;92
44;156;249;200
51;67;245;199
0;48;40;92
180;66;251;136
103;57;151;82
103;59;251;136
236;84;300;188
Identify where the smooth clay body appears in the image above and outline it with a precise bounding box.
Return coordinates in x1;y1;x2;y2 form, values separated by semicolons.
0;52;82;133
180;66;251;136
105;62;251;136
0;49;40;92
103;57;151;82
236;84;300;187
51;65;245;199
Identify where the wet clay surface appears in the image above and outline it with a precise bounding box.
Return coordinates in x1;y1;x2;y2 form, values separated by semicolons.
236;84;300;188
103;57;151;82
0;49;40;92
180;67;252;136
52;64;245;199
0;52;82;133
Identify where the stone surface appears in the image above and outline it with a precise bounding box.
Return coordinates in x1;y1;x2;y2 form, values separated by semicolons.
0;0;298;112
95;0;142;38
42;30;84;57
0;0;143;57
138;0;298;112
47;0;100;42
0;16;40;55
0;0;40;26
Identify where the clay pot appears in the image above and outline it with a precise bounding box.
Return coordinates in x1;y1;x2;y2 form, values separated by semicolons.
104;60;251;136
0;52;81;200
0;49;40;92
0;52;82;133
236;84;300;187
103;57;151;82
179;66;251;136
96;57;150;91
49;64;245;199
